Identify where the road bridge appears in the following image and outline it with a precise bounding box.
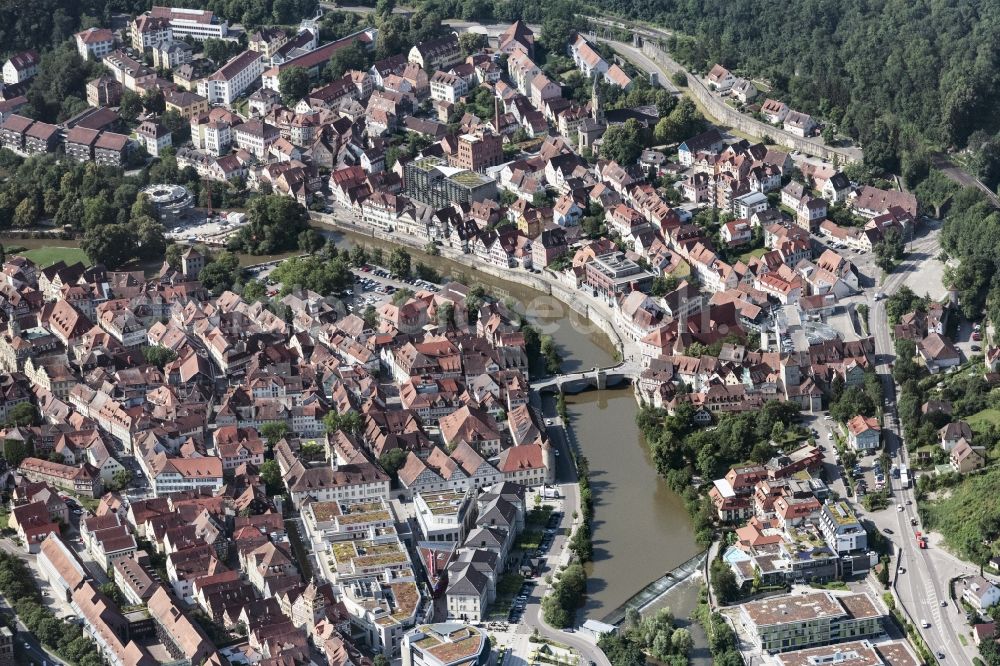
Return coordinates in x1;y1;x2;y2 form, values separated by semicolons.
529;361;641;394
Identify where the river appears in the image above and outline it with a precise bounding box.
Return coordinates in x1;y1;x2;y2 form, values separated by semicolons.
564;390;700;614
319;226;701;616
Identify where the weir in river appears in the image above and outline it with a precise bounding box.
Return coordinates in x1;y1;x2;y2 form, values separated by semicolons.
600;550;709;625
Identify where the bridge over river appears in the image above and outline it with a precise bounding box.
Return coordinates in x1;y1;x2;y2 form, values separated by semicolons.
529;361;642;394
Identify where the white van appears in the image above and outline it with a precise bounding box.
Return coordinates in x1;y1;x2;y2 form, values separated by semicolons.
921;619;930;628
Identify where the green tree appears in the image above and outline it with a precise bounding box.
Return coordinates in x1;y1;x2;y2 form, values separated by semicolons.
379;449;408;483
242;279;267;302
298;228;325;253
325;42;370;81
134;216;167;262
459;32;487;56
203;39;235;65
540;335;562;374
436;302;455;328
650;275;679;297
6;402;38;427
600;118;644;165
278;66;311;105
598;633;645;666
12;198;39;228
143;345;178;368
349;244;369;267
199;251;243;295
232;195;310;255
539;3;573;52
710;559;739;604
2;439;30;466
387;247;412;277
81;194;113;230
874;226;905;272
119;90;142;123
324;410;363;436
108;469;133;492
363;305;379;330
261;422;291;451
142;88;165;114
654;98;706;145
260;459;283;495
81;223;136;269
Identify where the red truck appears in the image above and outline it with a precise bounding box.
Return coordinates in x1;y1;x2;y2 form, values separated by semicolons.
915;531;928;549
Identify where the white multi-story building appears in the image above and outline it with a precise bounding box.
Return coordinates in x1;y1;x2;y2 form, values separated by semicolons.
75;28;115;61
232;119;277;158
3;51;40;84
130;14;172;51
198;50;264;106
341;574;423;657
429;71;468;104
144;452;224;496
199;121;231;156
414;490;476;543
301;498;395;547
817;500;868;555
152;6;228;41
737;591;884;654
136;120;172;158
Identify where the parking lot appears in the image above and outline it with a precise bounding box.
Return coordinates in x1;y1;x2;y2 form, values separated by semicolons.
348;266;440;314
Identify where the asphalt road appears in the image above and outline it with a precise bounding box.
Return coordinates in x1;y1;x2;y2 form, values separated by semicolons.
514;399;612;666
868;224;977;663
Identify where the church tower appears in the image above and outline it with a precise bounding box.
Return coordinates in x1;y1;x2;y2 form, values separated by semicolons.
591;75;605;123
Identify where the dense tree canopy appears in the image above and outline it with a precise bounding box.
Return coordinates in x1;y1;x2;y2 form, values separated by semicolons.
231;195;311;255
600;118;645;166
270;254;353;296
926;467;1000;565
638;0;1000;165
278;67;311;106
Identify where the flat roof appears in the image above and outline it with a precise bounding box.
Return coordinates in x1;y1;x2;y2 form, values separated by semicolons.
741;591;843;627
775;639;918;666
743;592;882;629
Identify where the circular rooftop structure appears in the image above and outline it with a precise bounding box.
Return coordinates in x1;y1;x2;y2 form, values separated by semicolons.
140;184;195;226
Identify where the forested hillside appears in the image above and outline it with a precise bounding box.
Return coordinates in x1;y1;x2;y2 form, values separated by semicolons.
620;0;1000;173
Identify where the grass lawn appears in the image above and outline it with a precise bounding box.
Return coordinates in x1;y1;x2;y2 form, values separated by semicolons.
21;247;88;268
739;246;767;262
968;408;1000;432
670;261;691;279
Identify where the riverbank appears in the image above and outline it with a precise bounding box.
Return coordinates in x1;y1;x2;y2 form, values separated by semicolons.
312;214;704;624
310;212;628;359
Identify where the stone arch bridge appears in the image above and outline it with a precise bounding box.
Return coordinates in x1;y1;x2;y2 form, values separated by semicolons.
530;361;641;394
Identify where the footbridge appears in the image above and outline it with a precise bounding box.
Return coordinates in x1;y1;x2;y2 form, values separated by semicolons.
529;361;641;394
